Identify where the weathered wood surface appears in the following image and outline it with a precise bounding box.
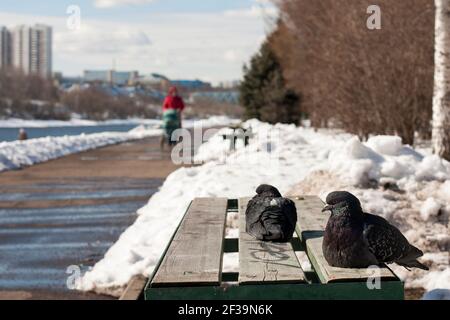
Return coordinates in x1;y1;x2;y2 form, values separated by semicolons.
119;275;148;300
151;198;228;287
238;198;306;285
291;196;398;283
291;196;329;241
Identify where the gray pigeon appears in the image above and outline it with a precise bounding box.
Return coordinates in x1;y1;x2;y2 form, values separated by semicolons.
322;191;428;270
245;184;297;242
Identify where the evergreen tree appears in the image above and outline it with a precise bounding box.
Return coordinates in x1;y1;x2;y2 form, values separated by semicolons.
239;42;302;124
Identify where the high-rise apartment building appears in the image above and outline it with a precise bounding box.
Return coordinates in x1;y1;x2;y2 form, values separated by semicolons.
12;25;31;74
30;24;52;78
1;24;52;78
0;26;12;68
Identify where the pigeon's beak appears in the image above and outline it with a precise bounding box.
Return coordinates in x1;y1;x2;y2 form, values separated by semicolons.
322;205;333;212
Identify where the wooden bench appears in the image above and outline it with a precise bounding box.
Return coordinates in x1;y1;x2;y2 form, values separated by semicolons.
143;196;404;300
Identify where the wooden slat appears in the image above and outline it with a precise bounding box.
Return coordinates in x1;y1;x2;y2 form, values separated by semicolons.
291;196;398;283
119;275;147;300
292;196;329;241
238;198;306;285
151;197;228;287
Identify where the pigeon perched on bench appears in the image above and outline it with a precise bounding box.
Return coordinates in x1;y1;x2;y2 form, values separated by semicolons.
322;191;428;270
245;184;297;242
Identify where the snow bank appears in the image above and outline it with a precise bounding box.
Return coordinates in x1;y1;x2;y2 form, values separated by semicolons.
0;129;159;172
184;116;241;128
0;116;239;172
78;119;450;299
366;135;403;156
418;268;450;300
324;135;446;186
420;198;443;221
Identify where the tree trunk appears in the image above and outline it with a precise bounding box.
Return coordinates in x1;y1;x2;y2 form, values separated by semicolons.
433;0;450;160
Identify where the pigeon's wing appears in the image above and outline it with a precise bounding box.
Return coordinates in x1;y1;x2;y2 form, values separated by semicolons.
261;197;297;241
245;196;270;239
278;197;298;226
245;197;266;225
362;213;410;263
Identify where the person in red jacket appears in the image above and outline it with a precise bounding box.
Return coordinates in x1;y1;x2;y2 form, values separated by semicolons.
163;86;185;114
161;86;185;148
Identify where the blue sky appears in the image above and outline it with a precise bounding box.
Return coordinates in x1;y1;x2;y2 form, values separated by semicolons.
0;0;277;84
0;0;257;16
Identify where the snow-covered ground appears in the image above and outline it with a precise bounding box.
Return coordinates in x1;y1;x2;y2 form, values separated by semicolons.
78;119;449;299
0;116;238;172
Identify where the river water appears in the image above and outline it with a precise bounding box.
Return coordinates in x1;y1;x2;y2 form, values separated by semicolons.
0;124;139;142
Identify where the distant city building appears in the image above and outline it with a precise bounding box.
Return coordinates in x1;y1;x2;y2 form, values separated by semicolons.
0;26;12;68
83;70;108;82
218;80;241;89
189;90;240;104
55;73;83;89
170;79;211;90
84;70;138;86
113;71;138;85
135;73;170;88
0;24;52;78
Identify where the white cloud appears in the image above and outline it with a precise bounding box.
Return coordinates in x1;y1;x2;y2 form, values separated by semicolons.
94;0;155;9
57;25;151;55
224;49;244;63
224;4;278;18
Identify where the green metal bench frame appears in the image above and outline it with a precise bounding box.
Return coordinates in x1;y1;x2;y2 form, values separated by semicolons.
144;197;404;300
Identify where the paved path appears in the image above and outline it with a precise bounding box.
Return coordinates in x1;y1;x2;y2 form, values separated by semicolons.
0;136;181;300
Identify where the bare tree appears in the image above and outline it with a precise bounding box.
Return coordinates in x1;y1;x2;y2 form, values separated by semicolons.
432;0;450;160
272;0;434;144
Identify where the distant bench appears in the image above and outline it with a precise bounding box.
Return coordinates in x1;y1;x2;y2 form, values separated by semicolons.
138;196;404;300
221;127;254;150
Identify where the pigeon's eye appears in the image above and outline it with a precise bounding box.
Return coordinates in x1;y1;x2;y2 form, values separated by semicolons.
334;206;347;215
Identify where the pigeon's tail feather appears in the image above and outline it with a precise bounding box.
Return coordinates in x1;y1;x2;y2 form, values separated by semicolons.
246;223;268;241
398;259;429;271
397;245;428;271
263;230;283;241
404;245;425;262
262;223;284;241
